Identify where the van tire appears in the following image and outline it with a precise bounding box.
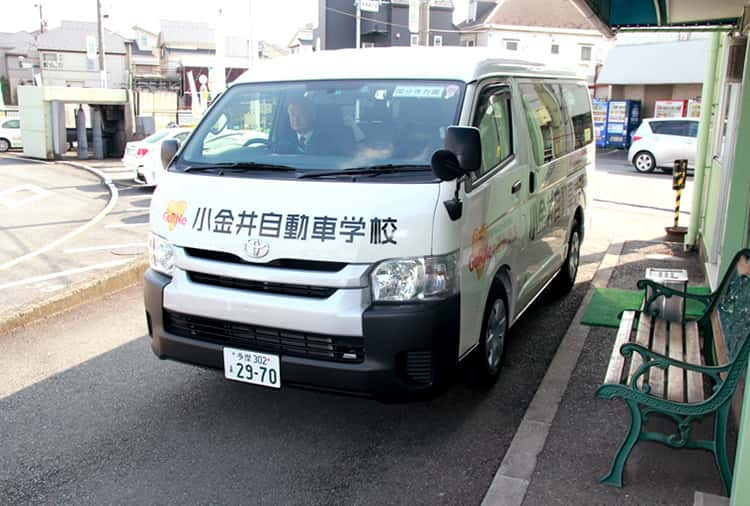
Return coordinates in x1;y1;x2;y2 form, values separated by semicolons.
551;222;580;296
473;282;508;386
0;138;9;152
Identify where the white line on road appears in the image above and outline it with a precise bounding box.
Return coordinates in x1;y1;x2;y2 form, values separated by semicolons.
0;259;131;290
63;242;147;254
0;162;119;272
105;222;148;229
0;184;52;209
124;207;149;213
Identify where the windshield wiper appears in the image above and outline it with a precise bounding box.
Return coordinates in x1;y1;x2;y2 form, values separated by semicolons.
183;162;298;173
297;164;431;179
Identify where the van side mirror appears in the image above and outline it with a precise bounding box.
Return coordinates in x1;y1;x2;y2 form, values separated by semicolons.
430;126;482;181
161;139;179;169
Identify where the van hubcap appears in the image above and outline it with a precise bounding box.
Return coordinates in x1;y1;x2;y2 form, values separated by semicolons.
486;299;507;371
568;232;580;280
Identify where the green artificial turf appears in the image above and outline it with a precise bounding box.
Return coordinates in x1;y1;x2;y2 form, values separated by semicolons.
581;286;712;328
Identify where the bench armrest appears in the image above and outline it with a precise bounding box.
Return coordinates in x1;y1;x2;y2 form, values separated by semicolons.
636;279;712;319
620;342;729;392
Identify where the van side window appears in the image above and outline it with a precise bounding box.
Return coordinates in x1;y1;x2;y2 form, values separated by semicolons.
520;83;571;165
560;83;593;149
473;88;513;176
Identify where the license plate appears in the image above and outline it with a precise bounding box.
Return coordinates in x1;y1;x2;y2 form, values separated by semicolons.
223;347;281;389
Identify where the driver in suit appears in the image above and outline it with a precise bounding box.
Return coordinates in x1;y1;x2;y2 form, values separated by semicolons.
284;98;354;155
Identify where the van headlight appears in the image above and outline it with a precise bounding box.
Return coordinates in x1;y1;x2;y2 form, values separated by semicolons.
370;252;458;302
149;233;175;276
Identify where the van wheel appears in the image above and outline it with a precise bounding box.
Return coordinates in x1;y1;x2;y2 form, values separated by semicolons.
0;138;9;152
552;223;580;296
633;151;655;173
474;283;508;386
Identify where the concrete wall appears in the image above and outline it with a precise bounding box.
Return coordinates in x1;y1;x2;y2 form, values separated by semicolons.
18;86;52;159
39;51;128;88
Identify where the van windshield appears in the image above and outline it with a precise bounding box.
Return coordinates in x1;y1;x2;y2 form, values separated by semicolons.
177;79;465;178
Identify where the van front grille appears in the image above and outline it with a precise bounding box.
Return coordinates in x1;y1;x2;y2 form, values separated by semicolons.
187;271;337;299
163;310;364;363
183;247;346;272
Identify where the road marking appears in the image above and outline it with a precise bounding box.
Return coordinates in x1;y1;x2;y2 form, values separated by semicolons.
124;207;149;213
63;242;147;254
105;222;148;229
0;184;52;209
0;259;130;290
0;161;118;272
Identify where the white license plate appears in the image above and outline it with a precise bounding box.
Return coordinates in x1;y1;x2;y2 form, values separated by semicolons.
223;347;281;389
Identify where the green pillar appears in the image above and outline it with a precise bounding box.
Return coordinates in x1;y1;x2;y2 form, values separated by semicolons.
731;368;750;504
686;32;721;248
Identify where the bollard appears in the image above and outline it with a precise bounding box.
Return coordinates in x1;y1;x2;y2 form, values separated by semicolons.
91;107;103;160
666;159;688;241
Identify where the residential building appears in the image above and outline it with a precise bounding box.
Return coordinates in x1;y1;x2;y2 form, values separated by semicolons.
288;24;315;55
258;40;289;60
0;31;35;104
127;26;166;89
596;39;708;118
317;0;459;50
35;20;129;88
457;0;607;83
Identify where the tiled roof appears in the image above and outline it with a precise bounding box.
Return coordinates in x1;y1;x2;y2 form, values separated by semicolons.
461;0;597;31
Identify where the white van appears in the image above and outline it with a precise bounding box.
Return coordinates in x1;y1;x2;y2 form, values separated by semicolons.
145;48;593;399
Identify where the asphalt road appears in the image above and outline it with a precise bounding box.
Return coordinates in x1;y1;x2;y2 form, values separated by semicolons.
0;150;686;505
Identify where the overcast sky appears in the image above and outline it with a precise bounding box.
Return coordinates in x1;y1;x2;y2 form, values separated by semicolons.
2;0;471;47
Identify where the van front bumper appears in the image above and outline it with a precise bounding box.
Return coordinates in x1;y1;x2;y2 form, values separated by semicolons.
144;268;461;399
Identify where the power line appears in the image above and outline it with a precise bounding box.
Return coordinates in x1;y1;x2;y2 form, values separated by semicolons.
324;5;482;35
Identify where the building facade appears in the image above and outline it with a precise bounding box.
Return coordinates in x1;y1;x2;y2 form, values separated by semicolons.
35;21;129;89
0;31;35;105
318;0;459;50
457;0;607;83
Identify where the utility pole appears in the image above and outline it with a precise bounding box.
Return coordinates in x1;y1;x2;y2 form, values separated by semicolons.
248;0;255;68
418;0;430;46
34;3;45;33
355;1;361;49
96;0;107;87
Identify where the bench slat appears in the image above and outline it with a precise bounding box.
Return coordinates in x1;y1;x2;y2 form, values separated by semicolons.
711;311;729;380
685;321;705;403
604;310;636;384
628;312;653;388
650;319;667;398
668;322;685;403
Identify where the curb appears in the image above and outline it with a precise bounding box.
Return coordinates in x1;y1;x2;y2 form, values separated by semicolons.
0;257;148;335
482;241;625;506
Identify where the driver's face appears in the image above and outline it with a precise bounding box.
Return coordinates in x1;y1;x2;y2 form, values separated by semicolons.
288;102;314;134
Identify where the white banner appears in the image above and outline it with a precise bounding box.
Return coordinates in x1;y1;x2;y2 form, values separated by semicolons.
409;0;420;34
360;0;380;13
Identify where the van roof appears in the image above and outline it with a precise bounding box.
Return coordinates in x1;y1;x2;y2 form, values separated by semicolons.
233;47;582;85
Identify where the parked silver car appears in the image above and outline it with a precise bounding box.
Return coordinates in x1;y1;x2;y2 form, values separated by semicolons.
627;117;699;173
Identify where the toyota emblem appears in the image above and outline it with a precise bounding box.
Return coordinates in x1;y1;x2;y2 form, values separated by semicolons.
245;239;270;259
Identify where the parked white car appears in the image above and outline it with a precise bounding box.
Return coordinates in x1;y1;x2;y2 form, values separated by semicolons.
628;117;699;173
0;117;22;152
123;128;192;186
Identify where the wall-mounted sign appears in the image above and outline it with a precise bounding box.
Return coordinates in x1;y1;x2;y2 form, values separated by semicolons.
85;35;97;61
409;0;420;34
360;0;380;13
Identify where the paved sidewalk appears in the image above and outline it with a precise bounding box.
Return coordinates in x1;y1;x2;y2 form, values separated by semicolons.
521;241;735;505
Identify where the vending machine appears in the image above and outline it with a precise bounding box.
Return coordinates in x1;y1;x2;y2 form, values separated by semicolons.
605;100;641;149
654;99;688;118
592;99;609;148
687;99;701;118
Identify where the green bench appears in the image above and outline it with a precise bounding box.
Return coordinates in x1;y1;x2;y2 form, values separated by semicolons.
597;249;750;494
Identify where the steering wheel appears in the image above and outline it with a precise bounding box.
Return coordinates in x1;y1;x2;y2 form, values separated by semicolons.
242;137;270;148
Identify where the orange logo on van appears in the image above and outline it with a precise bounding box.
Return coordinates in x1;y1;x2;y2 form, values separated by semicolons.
163;200;187;231
468;224;516;280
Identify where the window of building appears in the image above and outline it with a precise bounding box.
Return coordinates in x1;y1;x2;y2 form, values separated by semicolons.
468;40;475;47
551;43;560;55
504;39;519;51
139;34;150;49
410;34;419;46
580;45;593;61
433;35;443;47
42;52;62;69
473;87;514;176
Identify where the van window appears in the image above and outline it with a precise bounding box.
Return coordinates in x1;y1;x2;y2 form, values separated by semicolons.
180;79;465;177
519;82;571;165
3;119;20;129
473;87;513;175
560;83;593;149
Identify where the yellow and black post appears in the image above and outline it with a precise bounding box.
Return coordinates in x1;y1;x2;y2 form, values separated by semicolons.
672;159;687;227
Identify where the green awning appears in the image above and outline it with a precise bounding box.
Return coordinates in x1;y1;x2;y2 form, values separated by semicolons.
570;0;744;33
